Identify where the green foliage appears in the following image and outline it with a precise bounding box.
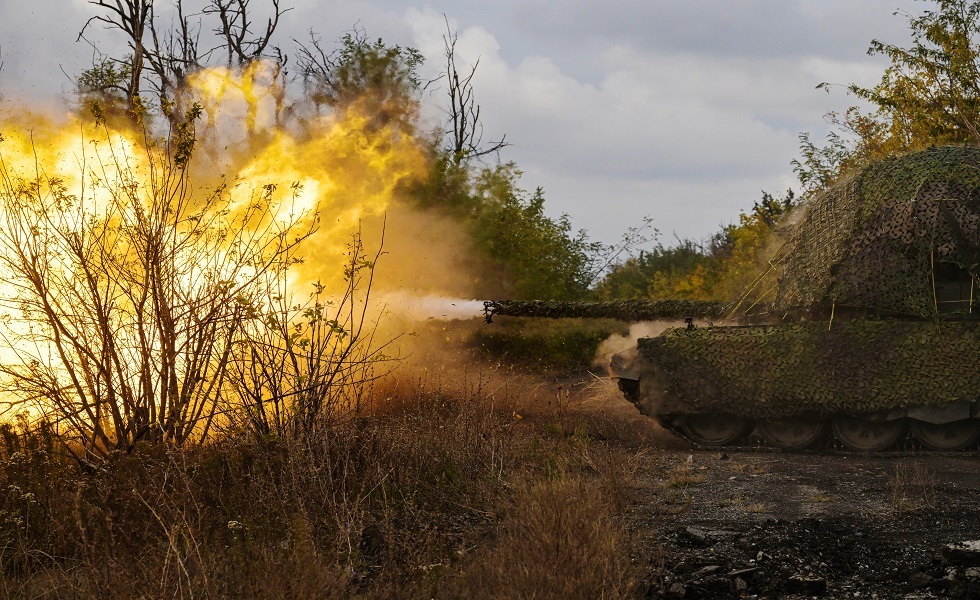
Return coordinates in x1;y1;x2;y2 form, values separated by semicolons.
333;33;424;94
409;157;611;300
597;189;798;303
597;239;717;300
171;103;203;168
793;130;855;192
77;57;132;99
471;317;628;371
472;166;604;299
798;0;980;188
854;0;980;147
77;57;136;122
752;189;798;227
299;29;424;132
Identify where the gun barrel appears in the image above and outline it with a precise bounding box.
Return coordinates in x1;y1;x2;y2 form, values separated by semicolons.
483;300;729;323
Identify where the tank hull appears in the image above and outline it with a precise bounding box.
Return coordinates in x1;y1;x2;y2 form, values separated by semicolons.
610;320;980;450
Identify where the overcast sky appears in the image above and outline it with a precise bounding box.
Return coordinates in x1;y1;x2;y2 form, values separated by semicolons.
0;0;923;245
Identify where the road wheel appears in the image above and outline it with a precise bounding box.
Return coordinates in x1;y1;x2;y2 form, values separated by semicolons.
832;416;908;452
681;414;754;446
912;419;980;451
758;417;828;450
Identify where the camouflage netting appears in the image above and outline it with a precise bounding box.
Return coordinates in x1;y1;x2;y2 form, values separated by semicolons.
639;321;980;418
483;300;728;323
776;146;980;317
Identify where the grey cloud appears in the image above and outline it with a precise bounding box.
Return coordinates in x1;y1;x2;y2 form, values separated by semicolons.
384;0;921;84
499;0;920;60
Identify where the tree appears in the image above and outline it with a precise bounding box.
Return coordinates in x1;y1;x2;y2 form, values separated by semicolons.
77;56;133;108
79;0;151;116
597;190;798;302
469;165;595;299
855;0;980;146
596;239;714;300
206;0;287;67
298;28;423;133
79;0;288;123
797;0;980;187
439;18;508;164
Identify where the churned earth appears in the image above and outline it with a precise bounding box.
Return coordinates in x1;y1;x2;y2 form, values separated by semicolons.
623;428;980;600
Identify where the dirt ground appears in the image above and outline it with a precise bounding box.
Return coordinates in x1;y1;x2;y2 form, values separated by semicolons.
524;374;980;599
623;423;980;600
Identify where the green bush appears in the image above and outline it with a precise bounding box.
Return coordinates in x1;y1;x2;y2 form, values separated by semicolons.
471;318;628;372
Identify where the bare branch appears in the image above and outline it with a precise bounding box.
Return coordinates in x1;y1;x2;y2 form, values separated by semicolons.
0;112;318;453
205;0;290;67
78;0;290;125
442;16;508;163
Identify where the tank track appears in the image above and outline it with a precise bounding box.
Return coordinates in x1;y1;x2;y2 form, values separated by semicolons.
682;435;980;457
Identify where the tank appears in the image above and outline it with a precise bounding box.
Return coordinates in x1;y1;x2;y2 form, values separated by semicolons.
491;146;980;451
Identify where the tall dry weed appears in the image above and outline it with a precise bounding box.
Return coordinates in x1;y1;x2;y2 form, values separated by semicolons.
888;461;936;517
445;476;636;599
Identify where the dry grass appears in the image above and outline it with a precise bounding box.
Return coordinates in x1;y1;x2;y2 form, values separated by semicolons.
0;371;647;599
442;477;636;599
666;462;706;488
658;488;694;515
888;461;937;517
807;494;836;503
720;495;744;507
729;460;769;476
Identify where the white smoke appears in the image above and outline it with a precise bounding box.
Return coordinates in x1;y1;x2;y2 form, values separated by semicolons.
377;292;486;321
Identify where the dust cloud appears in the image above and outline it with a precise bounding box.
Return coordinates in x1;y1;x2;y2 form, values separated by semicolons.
594;320;683;368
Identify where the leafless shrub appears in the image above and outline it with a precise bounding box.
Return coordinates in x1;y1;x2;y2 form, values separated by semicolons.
888;461;936;517
0;109;314;456
226;224;396;442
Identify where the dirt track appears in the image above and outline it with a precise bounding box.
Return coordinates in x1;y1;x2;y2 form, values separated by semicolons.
628;435;980;599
